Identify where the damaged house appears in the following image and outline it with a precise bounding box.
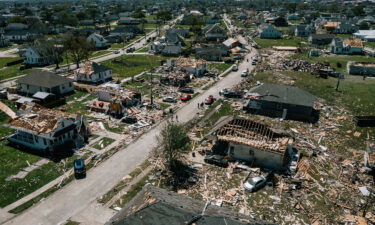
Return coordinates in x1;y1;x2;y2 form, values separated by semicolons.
167;58;207;77
75;61;113;85
160;72;191;87
105;184;273;225
244;84;318;122
4;104;89;152
207;116;293;171
89;89;141;118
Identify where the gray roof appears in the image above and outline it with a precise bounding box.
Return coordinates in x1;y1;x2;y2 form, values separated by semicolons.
105;184;273;225
17;70;73;88
248;84;316;107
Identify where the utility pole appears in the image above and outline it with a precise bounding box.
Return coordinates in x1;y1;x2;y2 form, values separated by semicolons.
336;73;344;91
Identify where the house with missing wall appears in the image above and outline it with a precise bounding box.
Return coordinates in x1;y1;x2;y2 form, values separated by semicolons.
330;38;363;55
167;58;207;77
16;71;74;97
244;84;317;122
75;61;112;85
206;116;294;171
4;104;89;152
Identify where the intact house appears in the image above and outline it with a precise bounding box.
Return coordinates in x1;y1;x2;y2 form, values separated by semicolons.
16;71;74;97
203;24;227;41
294;25;314;37
0;34;10;47
3;30;38;43
4;104;89;152
330;38;363;55
258;24;281;39
354;30;375;42
23;46;54;66
87;33;109;49
118;17;141;25
149;32;184;56
244;83;318;122
108;26;143;41
105;184;273;225
74;61;112;85
206;116;294;171
308;34;335;46
333;21;358;34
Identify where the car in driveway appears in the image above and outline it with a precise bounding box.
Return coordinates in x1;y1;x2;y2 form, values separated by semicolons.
178;87;194;94
204;154;228;167
223;90;242;98
74;159;86;179
244;176;267;192
163;96;177;103
205;95;216;105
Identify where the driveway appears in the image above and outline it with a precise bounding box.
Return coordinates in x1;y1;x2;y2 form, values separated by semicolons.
3;45;257;225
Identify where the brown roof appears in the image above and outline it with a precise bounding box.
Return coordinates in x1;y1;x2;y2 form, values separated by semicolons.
343;38;363;48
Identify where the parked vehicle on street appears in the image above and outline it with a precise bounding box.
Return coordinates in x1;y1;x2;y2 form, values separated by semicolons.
74;159;86;179
180;94;192;102
232;64;238;71
205;95;216;105
219;88;229;96
178;87;194;94
241;69;249;77
114;50;120;54
163;96;177;103
244;176;267;192
223;90;242;98
204;154;228;167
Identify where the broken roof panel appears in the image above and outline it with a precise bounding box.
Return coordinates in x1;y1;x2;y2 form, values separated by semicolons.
248;84;316;107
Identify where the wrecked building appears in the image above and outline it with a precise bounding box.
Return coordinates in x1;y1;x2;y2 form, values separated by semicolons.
160;72;191;87
89;89;141;118
74;61;113;85
167;58;207;77
244;84;318;122
207;116;293;171
105;184;273;225
347;62;375;77
4;104;89;152
365;141;375;171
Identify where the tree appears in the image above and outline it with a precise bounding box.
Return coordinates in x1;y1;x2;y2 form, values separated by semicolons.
352;5;365;16
359;22;369;30
45;40;64;69
157;122;191;172
156;10;172;24
62;34;94;68
132;8;145;18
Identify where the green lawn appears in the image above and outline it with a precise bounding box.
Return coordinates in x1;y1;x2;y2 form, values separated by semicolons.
91;50;112;58
91;137;116;150
110;35;143;50
364;42;375;49
254;37;308;48
291;51;374;74
101;55;168;79
136;46;149;53
65;91;88;102
207;63;232;74
0;45;15;51
58;94;96;115
0;57;36;81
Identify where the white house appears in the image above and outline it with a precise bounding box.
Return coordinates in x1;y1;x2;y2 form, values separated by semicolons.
258;24;281;39
75;61;112;84
5;105;89;152
17;71;74;96
87;33;108;48
4;30;38;42
354;30;375;42
330;38;363;55
23;46;53;66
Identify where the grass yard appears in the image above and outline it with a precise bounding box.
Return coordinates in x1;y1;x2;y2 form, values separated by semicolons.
91;137;116;150
207;63;232;74
91;50;112;58
65;91;89;102
58;94;96;115
364;42;375;49
291;51;374;74
136;46;149;53
101;55;168;79
0;57;36;81
110;35;144;50
254;37;308;48
103;122;126;134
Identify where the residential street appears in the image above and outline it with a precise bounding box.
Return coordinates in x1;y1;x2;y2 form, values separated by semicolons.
3;43;256;225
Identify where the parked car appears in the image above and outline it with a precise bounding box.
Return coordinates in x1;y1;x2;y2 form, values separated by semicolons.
241;69;248;77
244;176;267;192
180;94;192;102
219;88;229;96
232;64;238;71
205;95;216;105
223;90;242;98
251;61;257;65
163;96;177;103
74;159;86;179
114;50;120;54
178;87;194;94
204;154;228;167
126;47;135;53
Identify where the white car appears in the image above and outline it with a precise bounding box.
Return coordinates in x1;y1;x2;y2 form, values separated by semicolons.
241;69;249;77
244;176;267;192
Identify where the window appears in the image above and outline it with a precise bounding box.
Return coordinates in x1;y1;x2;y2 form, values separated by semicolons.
229;146;234;155
43;138;47;145
249;149;254;156
69;82;72;87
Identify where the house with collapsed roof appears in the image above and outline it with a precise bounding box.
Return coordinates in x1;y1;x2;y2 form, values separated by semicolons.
167;58;207;77
365;141;375;171
330;38;363;55
75;61;112;85
160;72;191;87
244;84;317;122
17;71;74;97
105;184;273;225
354;30;375;42
207;116;293;171
3;104;89;152
88;89;141;118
